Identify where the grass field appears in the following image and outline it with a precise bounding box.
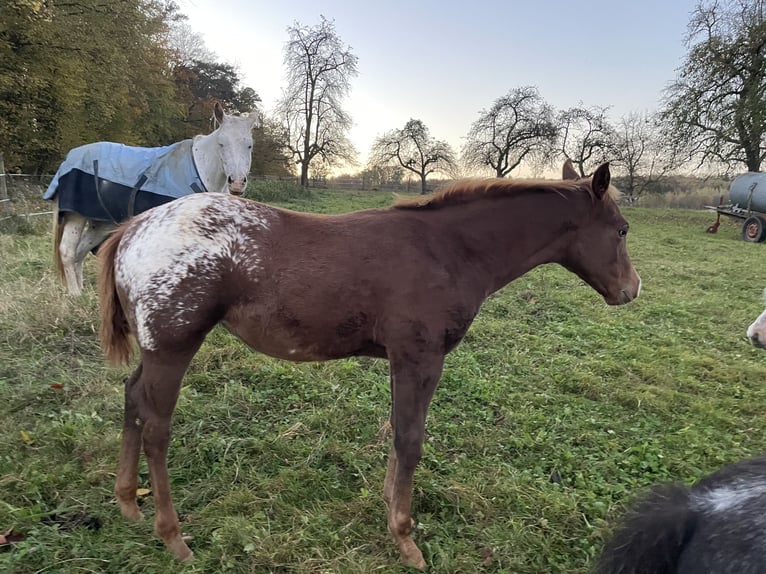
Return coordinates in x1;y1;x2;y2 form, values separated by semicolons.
2;188;766;573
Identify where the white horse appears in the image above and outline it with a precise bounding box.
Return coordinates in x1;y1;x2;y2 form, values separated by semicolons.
46;102;260;295
747;289;766;348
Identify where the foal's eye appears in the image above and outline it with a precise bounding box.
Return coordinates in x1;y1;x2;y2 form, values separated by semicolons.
618;228;628;238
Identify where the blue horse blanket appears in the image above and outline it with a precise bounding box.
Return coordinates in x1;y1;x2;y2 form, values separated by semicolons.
44;140;208;222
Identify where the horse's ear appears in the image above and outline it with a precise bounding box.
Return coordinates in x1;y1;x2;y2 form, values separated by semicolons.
562;158;579;180
214;101;225;124
251;111;263;129
592;162;611;198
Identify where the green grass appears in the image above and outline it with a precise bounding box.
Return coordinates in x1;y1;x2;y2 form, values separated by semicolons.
2;192;766;573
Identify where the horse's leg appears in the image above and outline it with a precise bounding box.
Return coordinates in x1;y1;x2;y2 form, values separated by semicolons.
385;352;445;570
58;213;88;295
135;349;200;561
383;374;397;506
115;363;145;520
74;221;116;291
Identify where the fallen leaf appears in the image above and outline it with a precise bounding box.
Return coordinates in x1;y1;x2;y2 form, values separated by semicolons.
19;431;32;445
136;488;151;497
50;383;64;389
0;528;25;545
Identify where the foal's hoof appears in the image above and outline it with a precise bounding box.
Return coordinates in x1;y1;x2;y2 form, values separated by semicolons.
168;538;194;562
399;539;426;570
119;504;144;521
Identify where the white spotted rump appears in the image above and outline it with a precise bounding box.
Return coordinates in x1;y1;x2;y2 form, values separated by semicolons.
115;193;272;350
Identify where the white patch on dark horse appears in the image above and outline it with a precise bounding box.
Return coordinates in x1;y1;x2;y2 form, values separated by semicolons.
115;194;272;350
44;102;260;296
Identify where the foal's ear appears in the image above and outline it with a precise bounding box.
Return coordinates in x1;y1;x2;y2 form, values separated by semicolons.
592;162;611;198
562;158;579;180
214;101;226;124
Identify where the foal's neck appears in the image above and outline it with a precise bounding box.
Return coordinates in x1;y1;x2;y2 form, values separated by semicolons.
192;131;227;193
440;195;576;296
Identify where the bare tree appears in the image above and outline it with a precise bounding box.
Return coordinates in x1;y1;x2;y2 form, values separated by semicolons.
166;21;216;66
369;119;457;194
462;86;557;177
556;104;615;176
276;17;358;187
661;0;766;172
610;111;680;202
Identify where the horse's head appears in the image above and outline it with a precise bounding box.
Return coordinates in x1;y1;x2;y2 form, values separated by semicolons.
213;102;261;196
558;161;641;305
747;291;766;348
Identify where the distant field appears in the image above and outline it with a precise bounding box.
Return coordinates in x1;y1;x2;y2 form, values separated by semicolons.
1;190;766;573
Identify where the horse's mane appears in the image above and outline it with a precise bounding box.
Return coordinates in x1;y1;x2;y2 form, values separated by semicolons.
393;178;621;210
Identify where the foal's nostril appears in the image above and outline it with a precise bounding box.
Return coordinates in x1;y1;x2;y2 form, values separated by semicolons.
227;176;233;184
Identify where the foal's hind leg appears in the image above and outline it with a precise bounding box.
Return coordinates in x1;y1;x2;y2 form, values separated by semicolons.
58;213;88;295
137;350;200;562
384;352;445;570
115;363;145;520
74;221;116;287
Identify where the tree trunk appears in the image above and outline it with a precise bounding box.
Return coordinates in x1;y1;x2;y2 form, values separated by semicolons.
300;160;310;187
420;173;427;194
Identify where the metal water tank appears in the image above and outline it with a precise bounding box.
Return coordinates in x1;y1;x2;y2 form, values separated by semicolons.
730;172;766;213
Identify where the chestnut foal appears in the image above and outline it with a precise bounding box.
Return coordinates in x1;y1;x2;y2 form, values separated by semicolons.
98;161;640;568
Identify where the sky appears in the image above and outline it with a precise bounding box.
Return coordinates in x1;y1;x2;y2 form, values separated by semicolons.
178;0;698;173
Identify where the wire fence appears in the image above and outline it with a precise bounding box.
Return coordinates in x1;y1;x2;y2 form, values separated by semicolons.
0;174;55;234
0;169;444;236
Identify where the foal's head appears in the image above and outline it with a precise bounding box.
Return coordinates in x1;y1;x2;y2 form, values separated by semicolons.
212;102;261;195
559;161;641;305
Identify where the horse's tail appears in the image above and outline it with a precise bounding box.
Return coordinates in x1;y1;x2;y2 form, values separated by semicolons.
52;197;65;281
98;224;133;365
595;483;695;574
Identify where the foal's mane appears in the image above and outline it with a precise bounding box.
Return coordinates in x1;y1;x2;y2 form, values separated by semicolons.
393;178;620;210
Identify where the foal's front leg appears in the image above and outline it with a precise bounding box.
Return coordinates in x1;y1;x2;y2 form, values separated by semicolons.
385;352;445;570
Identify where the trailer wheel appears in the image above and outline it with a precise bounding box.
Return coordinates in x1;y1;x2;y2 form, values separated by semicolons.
742;215;766;242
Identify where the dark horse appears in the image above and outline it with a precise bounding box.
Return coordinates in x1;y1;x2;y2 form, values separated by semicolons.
98;161;640;568
596;455;766;574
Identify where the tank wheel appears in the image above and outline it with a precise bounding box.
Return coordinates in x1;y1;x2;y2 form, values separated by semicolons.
742;215;766;242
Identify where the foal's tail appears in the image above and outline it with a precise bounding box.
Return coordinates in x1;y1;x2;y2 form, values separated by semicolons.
98;224;133;365
52;197;65;281
595;484;695;574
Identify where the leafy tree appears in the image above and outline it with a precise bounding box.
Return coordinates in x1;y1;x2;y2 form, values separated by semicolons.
556;104;615;177
252;117;293;176
369;119;457;194
0;0;181;172
173;60;261;135
276;17;358;186
462;86;557;177
662;0;766;172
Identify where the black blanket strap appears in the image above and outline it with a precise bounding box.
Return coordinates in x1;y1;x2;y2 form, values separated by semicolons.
93;160;119;224
190;182;205;194
127;174;148;218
